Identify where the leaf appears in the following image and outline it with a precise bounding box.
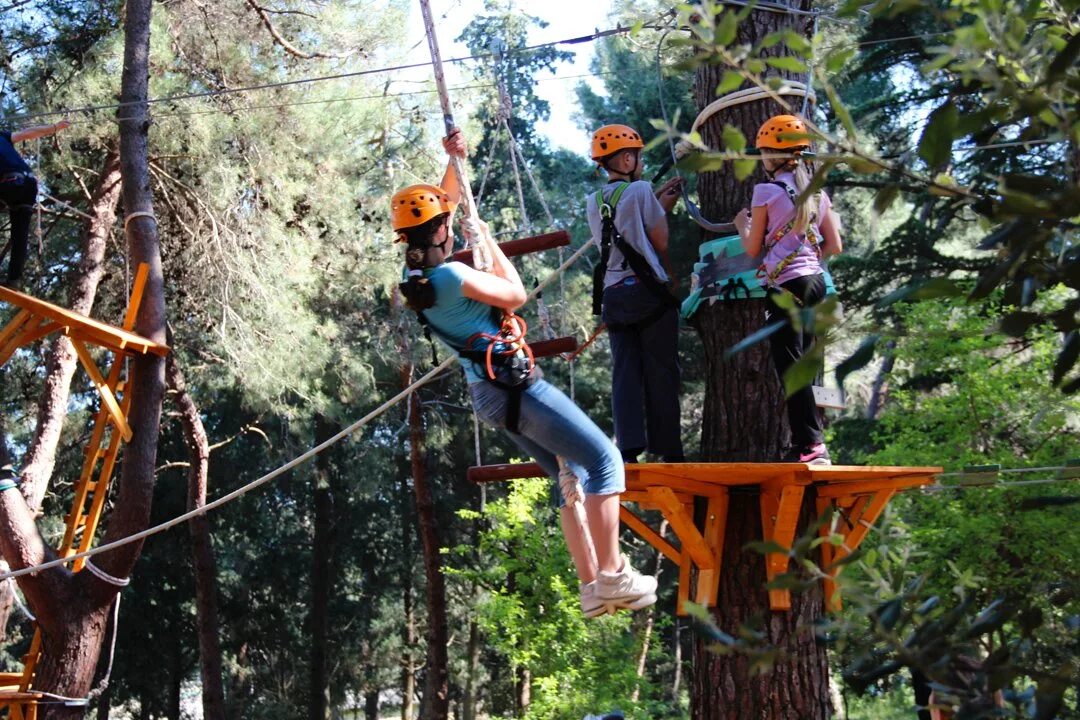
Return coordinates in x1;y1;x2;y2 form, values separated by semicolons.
872;184;901;215
744;540;789;555
760;31;785;49
784;350;822;397
734;158;757;180
783;31;812;55
724;321;786;359
825;46;856;73
823;80;856;140
836;335;880;390
715;70;744;95
876;278;964;308
1045;30;1080;84
765;55;808;73
1053;330;1079;387
721;124;747;152
716;10;738;46
918;100;959;169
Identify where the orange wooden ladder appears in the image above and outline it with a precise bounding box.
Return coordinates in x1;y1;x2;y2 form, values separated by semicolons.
0;265;169;717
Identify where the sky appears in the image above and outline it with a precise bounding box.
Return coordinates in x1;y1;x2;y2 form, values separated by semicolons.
395;0;615;152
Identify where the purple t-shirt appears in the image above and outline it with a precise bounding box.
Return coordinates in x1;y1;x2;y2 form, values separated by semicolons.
751;171;831;286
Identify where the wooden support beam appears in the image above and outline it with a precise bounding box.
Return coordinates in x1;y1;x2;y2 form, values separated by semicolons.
467;462;544;483
816;497;841;612
530;336;577;358
696;490;728;607
619;506;680;564
71;340;132;442
647;486;715;571
759;478;804;611
0;315;46;366
677;548;691;616
450;230;570;266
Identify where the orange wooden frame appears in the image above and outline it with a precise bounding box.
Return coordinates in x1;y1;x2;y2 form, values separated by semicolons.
0;264;169;716
471;462;940;615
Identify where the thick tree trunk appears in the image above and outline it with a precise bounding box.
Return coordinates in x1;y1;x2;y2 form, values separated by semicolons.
364;690;379;720
402;365;449;720
165;347;226;720
691;3;830;719
19;150;122;511
462;618;481;720
309;414;337;720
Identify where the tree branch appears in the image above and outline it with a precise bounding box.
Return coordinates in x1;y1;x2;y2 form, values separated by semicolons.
244;0;347;60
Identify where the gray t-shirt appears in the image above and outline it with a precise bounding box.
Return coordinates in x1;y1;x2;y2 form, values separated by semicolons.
586;180;668;288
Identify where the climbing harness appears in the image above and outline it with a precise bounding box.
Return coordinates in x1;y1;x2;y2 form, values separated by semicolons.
592;181;679;321
755;180;824;290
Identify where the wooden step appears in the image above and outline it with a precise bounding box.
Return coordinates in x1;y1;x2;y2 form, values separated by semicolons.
530;336;577;358
468;462;544;483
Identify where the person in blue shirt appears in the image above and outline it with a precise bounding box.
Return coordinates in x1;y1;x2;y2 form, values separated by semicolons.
392;129;658;618
0;119;70;288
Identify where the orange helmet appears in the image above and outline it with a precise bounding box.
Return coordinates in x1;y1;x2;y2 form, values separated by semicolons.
755;115;812;150
590;124;644;161
390;184;456;233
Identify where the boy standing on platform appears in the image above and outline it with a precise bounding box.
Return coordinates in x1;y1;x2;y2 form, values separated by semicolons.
0;119;70;288
586;124;685;464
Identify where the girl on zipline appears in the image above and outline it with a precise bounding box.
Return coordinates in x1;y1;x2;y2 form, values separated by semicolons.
733;115;843;466
0;119;70;288
393;129;658;618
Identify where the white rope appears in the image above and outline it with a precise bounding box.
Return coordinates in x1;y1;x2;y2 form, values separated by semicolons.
123;211;156;232
503;119;531;232
84;559;131;587
800;17;820;118
86;593;121;702
0;239;596;583
6;576;36;622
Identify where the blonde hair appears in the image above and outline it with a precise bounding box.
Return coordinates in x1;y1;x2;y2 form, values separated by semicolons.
769;154;819;237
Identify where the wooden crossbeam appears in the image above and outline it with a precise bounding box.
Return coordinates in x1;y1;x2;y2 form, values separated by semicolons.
619;506;679;564
696;491;728;608
530;336;577;358
71;340;132;442
647;487;715;571
450;230;570;266
468;462;544;483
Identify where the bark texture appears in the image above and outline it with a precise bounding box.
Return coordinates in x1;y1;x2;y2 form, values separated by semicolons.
165;347;226;720
20;150;122;511
309;414;337;720
691;3;831;718
403;365;449;720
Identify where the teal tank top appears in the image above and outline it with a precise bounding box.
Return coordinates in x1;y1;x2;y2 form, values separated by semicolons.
419;262;502;384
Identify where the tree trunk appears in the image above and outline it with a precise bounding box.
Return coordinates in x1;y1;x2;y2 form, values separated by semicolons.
310;414;337;720
19;150;122;511
0;0;164;714
865;340;897;420
165;346;226;720
462;618;481;720
691;3;830;719
364;690;379;720
399;466;416;720
402;365;449;720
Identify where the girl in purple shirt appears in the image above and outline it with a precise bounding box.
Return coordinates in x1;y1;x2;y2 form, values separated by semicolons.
734;115;843;465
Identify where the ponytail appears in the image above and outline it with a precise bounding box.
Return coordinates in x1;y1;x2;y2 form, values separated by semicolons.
397;213;450;312
790;157;819;236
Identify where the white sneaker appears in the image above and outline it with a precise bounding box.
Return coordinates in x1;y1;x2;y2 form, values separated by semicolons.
580;582;609;618
595;556;658;613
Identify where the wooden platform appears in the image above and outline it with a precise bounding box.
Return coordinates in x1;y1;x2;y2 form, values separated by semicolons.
469;462;941;614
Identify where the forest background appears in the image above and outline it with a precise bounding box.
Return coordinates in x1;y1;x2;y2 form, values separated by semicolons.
0;0;1077;718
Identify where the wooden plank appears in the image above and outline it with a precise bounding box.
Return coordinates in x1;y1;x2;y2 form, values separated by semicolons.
123;263;150;332
841;489;895;556
72;340;132;442
0;285;168;357
0;309;32;350
530;336;577;358
760;479;804;611
815;475;935;497
627;472;738;498
647;487;715;571
619;506;680;564
676;548;691;616
450;229;570;266
467;462;544;483
816;497;841;612
0;315;47;366
75;407;127;570
696;490;728;607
